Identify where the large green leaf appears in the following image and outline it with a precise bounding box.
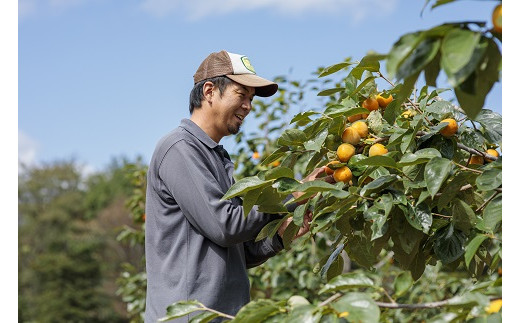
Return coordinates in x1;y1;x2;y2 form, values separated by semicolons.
317;87;345;97
274;177;301;194
290;111;320;126
222;176;271;200
159;300;203;321
396;37;441;81
359;174;398;197
424;157;452;197
441;29;486;87
386;32;422;79
452;198;476;234
331;293;380;323
188;311;219;323
476;168;501;191
264;167;294;181
465;234;488;268
433;224;466;264
405;203;433;234
261;146;289;166
231;299;280;323
454;38;501;120
295;180;339;193
438;172;475;211
319;272;375;294
350;55;382;80
255;217;286;242
304;128;328;151
242;186;263;218
394;271;413;297
277;129;307;146
354;155;397;169
319;61;354;77
474;109;502;144
397;148;441;167
480;194;502;232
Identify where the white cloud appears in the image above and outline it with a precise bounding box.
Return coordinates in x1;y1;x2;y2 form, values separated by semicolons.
18;130;39;171
140;0;397;21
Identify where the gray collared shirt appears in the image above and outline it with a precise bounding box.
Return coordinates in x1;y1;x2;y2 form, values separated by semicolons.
144;119;284;322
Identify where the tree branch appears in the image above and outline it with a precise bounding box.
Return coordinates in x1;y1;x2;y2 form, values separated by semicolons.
375;296;501;309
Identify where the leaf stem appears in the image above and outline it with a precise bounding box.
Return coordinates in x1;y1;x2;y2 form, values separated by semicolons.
452;161;483;174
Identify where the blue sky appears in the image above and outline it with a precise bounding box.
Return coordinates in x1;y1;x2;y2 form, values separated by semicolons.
16;0;504;174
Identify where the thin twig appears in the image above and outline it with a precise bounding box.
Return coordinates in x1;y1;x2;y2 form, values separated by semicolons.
201;305;236;320
376;296;502;309
476;190;501;213
453;161;484;174
380;288;396;304
318;293;342;307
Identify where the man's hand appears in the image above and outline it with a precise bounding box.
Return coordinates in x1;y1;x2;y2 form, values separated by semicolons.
277;210;312;240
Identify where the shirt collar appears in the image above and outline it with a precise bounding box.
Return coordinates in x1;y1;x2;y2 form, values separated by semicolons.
179;118;219;149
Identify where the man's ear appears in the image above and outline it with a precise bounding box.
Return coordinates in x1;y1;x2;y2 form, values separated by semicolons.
202;81;215;104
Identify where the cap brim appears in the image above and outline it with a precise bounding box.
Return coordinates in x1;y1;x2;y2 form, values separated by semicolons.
227;74;278;97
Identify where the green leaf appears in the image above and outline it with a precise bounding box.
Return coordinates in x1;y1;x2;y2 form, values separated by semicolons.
438;172;473;211
290;111;320;126
396;37;441;81
293;204;307;227
424;157;452;197
394;271;413;297
350;76;377;96
304;128;328;151
481;194;502;232
465;234;488;268
397;148;441;167
433;224;466;264
366;110;384;135
255;218;286;242
350;55;381;80
264;167;294;181
295;180;339;193
319;61;354;77
386;32;422;79
354;155;397;169
242;186;263;218
282;221;300;250
274;177;301;194
188;311;219;323
459;128;486;152
160;300;203;321
319;272;375;294
424;52;441;87
277;129;307;146
425;100;456;118
360;174;398;196
222;176;271;200
474;109;502;144
454;39;501;120
385;72;420;125
331;293;380;323
476;168;501;192
231;299;280;323
317;87;345;97
405;203;433;234
319;244;345;280
261;146;289;166
441;29;486;87
452;198;476;234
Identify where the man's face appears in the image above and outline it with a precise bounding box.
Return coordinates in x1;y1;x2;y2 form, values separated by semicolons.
211;81;255;137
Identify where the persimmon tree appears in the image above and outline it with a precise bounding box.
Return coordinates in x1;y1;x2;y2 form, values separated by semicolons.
162;1;502;322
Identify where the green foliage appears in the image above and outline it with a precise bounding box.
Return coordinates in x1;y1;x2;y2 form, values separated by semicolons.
19;161;127;322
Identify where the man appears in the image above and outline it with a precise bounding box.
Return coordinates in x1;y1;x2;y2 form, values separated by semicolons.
144;50;325;322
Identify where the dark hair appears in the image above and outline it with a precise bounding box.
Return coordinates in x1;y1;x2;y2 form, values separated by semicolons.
189;76;234;114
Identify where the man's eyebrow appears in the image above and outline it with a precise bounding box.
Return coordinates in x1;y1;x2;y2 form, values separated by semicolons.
238;85;255;96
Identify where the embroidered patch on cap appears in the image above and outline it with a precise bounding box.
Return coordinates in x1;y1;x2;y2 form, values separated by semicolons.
241;56;256;73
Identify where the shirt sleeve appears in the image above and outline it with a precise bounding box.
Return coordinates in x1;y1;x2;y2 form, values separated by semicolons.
243;233;284;268
158;139;279;248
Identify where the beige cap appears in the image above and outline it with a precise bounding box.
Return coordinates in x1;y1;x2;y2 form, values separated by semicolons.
193;50;278;97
